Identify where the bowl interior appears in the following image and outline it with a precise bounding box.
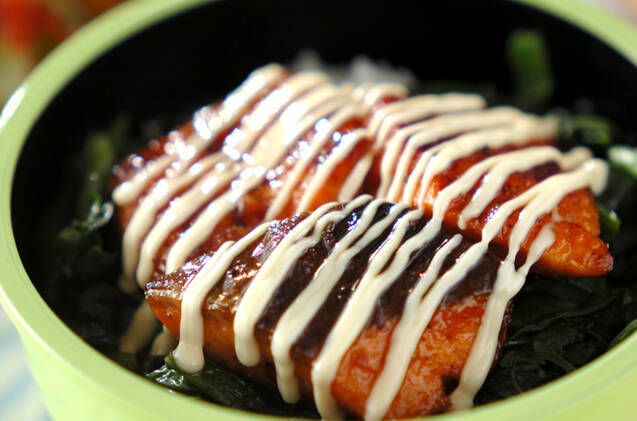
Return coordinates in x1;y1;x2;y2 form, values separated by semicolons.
8;0;637;419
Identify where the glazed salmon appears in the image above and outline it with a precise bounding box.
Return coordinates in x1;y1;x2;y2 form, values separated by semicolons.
111;65;611;293
145;199;512;419
365;101;611;276
112;65;407;288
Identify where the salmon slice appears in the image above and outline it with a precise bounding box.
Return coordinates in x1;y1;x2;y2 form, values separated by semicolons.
112;65;292;233
111;68;407;286
367;141;611;276
145;200;510;419
365;102;611;276
112;65;611;290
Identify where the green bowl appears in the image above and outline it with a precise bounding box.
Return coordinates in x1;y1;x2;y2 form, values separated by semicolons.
2;0;637;420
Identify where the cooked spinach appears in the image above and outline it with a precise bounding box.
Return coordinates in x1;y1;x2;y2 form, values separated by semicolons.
608;145;637;179
559;114;616;148
610;319;637;348
147;355;319;417
476;276;637;404
506;29;555;111
597;203;620;241
35;118;142;370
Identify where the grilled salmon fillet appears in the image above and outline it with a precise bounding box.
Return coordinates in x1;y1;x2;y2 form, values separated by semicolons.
112;65;611;292
145;199;511;419
113;64;612;418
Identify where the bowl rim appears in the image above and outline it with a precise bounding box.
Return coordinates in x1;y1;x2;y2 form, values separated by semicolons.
1;0;637;420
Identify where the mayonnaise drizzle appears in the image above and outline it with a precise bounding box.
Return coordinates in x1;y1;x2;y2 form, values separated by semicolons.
379;107;524;200
116;67;612;420
118;301;157;354
406;115;558;207
132;72;338;286
173;150;606;419
235;197;372;366
296;128;369;213
449;224;555;411
165;88;351;275
150;79;401;284
174;223;272;373
264;102;365;220
121;154;220;287
272;197;403;403
368;94;487;150
364;234;464;419
449;159;607;410
112;64;286;205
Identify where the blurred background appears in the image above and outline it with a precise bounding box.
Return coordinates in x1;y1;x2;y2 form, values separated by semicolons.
0;0;636;106
0;0;123;103
0;0;634;420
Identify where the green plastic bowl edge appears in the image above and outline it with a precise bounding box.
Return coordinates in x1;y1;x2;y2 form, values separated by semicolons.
0;0;636;420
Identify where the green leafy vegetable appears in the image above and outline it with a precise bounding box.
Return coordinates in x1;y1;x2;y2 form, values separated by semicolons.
35;117;143;369
147;359;200;395
147;355;319;418
559;113;617;148
53;117;127;222
609;319;637;349
597;203;621;241
476;277;637;405
506;29;555;110
608;145;637;179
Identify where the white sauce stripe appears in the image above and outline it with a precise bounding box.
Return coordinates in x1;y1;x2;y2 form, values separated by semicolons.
113;64;286;205
450;224;555;411
122;154;220;282
409;115;558;207
234;200;347;366
118;301;158;355
151;326;177;356
365;234;463;420
447;160;607;411
296;129;369;213
272;198;404;403
380;107;525;200
265;102;364;220
269;82;403;220
338;151;375;203
222;71;329;159
134;161;236;286
312;208;424;419
113;154;176;205
174;240;236;373
133;75;339;285
165;86;351;275
129;70;330;286
369;94;487;149
174;222;272;373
